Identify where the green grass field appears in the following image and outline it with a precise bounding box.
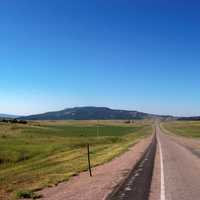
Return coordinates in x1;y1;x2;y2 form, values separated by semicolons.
0;120;152;200
162;120;200;138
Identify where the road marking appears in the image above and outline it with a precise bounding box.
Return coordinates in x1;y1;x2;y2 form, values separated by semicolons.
157;133;166;200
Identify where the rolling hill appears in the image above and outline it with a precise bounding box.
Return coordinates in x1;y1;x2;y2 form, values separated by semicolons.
19;106;169;120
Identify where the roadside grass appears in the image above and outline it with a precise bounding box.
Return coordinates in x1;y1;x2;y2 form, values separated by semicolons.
162;121;200;138
0;120;152;200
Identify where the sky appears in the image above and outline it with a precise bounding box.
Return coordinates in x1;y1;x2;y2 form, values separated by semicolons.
1;0;200;116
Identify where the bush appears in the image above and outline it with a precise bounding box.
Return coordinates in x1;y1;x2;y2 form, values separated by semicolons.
1;119;9;123
16;190;42;199
18;120;28;124
1;134;7;138
10;119;18;123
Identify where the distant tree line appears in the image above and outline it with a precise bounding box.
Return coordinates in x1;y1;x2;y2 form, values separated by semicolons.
178;117;200;121
0;118;27;124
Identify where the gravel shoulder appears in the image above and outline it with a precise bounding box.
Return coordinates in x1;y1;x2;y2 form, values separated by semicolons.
38;137;152;200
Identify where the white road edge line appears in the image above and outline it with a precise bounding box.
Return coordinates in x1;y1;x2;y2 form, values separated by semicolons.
157;131;166;200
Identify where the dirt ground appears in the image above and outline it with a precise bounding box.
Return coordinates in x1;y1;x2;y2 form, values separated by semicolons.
37;137;151;200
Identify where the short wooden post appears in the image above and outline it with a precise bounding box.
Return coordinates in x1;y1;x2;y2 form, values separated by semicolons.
87;143;92;177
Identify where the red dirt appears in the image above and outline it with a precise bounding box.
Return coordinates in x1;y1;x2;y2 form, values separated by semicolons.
38;137;151;200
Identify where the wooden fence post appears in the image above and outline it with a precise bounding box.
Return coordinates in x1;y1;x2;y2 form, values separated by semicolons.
87;143;92;177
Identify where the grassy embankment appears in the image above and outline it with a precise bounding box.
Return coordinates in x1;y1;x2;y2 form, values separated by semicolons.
162;120;200;138
0;120;153;199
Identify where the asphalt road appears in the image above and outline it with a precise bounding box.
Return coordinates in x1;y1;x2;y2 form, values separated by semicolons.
157;124;200;200
107;124;200;200
107;135;157;200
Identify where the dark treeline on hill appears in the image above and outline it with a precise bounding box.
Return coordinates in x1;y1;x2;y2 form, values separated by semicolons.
178;116;200;121
19;106;171;120
0;118;27;124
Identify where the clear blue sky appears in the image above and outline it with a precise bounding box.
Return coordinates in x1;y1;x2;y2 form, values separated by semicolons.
1;0;200;116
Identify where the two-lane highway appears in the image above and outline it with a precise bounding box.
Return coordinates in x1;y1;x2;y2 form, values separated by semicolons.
157;124;200;200
108;123;200;200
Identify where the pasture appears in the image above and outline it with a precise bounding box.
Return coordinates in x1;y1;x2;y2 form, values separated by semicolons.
162;120;200;138
0;120;152;199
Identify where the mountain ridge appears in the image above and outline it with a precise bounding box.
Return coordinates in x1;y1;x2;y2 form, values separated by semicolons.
0;114;21;119
19;106;171;120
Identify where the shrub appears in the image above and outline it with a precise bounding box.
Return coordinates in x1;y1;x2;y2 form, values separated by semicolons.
16;190;42;199
10;119;18;123
1;134;7;138
18;120;28;124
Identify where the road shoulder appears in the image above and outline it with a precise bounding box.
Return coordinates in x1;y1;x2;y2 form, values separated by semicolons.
37;137;152;200
149;139;160;200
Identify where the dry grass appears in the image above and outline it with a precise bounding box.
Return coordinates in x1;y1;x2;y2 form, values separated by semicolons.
162;120;200;138
0;120;152;200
